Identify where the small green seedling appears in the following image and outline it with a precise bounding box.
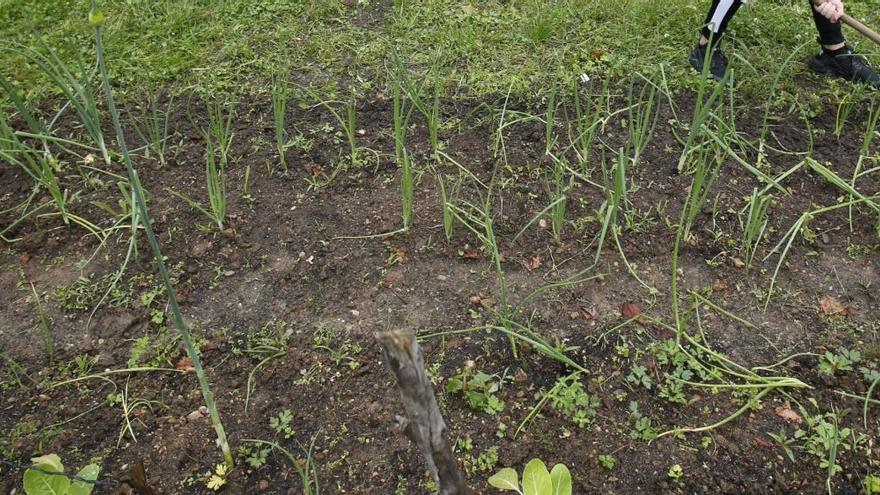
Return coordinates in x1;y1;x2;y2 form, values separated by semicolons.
488;458;571;495
23;454;100;495
598;454;615;471
667;464;684;481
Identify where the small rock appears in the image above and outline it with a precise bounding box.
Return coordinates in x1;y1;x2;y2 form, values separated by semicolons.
732;257;745;268
198;405;208;415
38;394;50;402
350;309;360;317
187;410;204;422
259;480;269;491
436;275;447;281
190;241;213;257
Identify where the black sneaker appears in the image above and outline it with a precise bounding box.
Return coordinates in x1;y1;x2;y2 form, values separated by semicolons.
689;43;730;83
808;45;880;90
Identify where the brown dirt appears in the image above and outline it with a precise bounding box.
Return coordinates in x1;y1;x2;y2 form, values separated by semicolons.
1;84;879;495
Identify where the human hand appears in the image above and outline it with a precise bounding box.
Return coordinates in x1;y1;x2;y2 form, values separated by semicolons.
814;0;844;23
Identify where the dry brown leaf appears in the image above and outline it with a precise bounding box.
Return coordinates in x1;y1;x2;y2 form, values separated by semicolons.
521;254;542;272
818;296;848;316
461;4;475;14
581;305;599;320
19;253;30;265
732;257;745;268
460;248;480;260
176;357;195;373
621;302;643;320
774;402;803;424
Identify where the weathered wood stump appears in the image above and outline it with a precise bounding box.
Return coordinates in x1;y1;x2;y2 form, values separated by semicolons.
375;330;470;495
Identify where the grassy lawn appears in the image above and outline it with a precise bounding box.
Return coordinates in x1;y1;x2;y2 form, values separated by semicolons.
2;0;878;101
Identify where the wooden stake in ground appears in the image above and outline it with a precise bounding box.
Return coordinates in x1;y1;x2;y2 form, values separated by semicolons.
375;331;469;495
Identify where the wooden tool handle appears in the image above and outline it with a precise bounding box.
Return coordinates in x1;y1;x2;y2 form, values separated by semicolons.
840;13;880;46
811;0;880;46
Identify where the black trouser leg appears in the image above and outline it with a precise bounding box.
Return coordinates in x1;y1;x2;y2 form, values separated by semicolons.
809;0;845;45
701;0;743;44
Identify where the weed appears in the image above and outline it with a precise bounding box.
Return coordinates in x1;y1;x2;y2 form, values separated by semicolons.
547;373;599;428
818;348;861;376
598;454;615;470
446;363;505;415
270;409;295;439
312;324;362;370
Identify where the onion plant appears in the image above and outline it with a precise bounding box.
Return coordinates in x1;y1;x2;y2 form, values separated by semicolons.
204;97;235;168
544;84;558;156
272;72;289;172
1;42;110;164
676;44;726;173
548;155;567;243
168;133;227;230
681;140;722;242
626;75;659;166
570;76;607;175
133;91;173;167
91;1;233;468
741;188;771;267
849;98;879;231
400;147;414;230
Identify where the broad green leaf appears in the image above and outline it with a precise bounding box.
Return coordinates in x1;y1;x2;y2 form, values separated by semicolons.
69;464;100;495
24;461;70;495
488;467;520;492
31;454;64;473
549;464;572;495
522;459;552;495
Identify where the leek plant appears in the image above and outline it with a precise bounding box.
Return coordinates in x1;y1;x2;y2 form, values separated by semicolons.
91;0;233;468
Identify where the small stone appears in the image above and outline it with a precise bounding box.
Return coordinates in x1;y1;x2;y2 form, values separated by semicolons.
732;257;745;268
190;241;213;257
259;480;269;491
199;406;208;415
38;394;50;402
350;309;360;317
187;410;204;422
436;275;447;281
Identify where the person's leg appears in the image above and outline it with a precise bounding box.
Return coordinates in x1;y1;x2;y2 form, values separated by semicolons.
807;0;880;88
690;0;742;81
699;0;744;46
809;1;845;50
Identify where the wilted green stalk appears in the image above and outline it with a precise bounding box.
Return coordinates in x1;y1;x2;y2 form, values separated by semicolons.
91;1;233;468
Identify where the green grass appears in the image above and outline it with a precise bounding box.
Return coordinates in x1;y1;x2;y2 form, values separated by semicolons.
2;0;877;104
